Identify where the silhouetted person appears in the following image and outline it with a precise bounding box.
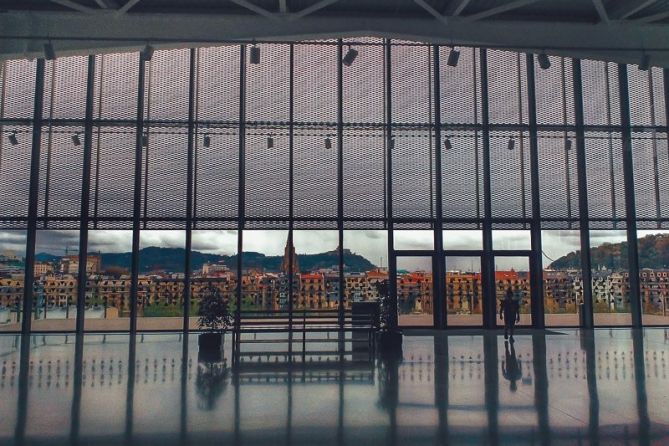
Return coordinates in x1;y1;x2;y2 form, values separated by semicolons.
500;286;520;340
502;340;522;392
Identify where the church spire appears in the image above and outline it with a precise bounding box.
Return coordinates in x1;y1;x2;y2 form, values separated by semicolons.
281;236;299;275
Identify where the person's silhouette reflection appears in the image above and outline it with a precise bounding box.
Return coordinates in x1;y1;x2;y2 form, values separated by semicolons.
502;340;522;392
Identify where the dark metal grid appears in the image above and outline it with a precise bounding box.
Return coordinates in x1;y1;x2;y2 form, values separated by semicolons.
0;125;33;221
627;66;667;127
196;46;240;123
581;60;621;126
42;56;88;120
534;56;575;126
441;131;483;220
489;131;532;220
342;43;385;124
245;44;290;123
632;132;669;222
391;129;435;220
145;49;190;122
486;50;528;125
584;131;627;225
537;131;579;225
93;52;140;121
391;44;432;124
293;43;337;123
439;47;481;125
2;59;37;119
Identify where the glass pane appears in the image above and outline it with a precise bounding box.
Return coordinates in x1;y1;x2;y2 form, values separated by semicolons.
492;230;531;251
443;230;482;251
542;230;581;327
495;256;532;327
590;231;632;326
293;230;338;310
0;231;26;332
638;231;669;326
445;256;482;326
394;230;434;251
397;256;433;327
241;230;288;312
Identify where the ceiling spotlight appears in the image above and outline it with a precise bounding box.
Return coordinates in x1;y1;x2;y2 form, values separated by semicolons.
203;134;211;148
507;138;515;150
72;132;81;146
390;138;395;150
142;44;154;62
447;48;460;67
142;133;148;147
565;139;573;151
537;53;551;70
267;135;274;149
342;46;358;67
43;42;56;61
444;138;452;150
639;54;650;71
249;45;260;65
8;131;18;146
324;136;332;149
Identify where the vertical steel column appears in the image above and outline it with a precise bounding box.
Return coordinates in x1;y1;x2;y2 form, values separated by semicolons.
480;49;495;329
288;44;294;331
618;64;642;328
236;45;247;338
75;55;96;334
183;48;196;332
573;59;594;328
385;40;398;330
337;40;345;328
129;53;147;335
432;45;445;329
21;59;45;335
532;334;550;444
526;54;545;328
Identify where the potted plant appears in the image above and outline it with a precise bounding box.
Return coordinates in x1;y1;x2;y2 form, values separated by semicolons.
374;280;403;358
198;284;233;360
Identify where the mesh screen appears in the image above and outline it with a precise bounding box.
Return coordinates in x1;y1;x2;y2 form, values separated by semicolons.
145;49;190;121
534;56;575;126
627;66;667;127
43;56;88;119
38;126;85;221
0;125;32;221
194;128;238;221
391;45;432;124
584;132;626;225
486;50;528;124
632;132;669;221
581;60;621;126
142;126;188;224
391;128;434;220
441;131;483;220
537;131;579;225
293;127;337;220
343;41;384;124
196;46;240;123
439;47;481;125
2;59;36;119
342;127;385;226
93;52;140;121
90;127;136;224
245;44;289;123
489;131;532;219
294;44;337;123
244;126;289;223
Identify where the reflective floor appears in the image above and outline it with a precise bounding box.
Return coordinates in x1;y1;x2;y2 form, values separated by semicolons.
1;328;668;445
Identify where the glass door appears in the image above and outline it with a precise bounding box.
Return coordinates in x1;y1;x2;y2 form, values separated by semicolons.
395;255;435;328
444;254;483;327
494;256;532;327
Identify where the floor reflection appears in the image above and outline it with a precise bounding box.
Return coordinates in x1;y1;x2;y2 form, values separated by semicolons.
1;329;668;445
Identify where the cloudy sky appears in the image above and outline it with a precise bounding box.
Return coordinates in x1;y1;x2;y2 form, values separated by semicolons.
2;228;662;272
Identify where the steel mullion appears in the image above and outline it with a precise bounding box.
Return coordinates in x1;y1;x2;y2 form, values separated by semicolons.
432;45;445;329
183;47;196;332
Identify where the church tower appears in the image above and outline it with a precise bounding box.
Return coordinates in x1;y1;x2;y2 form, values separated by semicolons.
281;236;299;275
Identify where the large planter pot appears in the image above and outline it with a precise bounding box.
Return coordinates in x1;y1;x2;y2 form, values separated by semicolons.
376;329;403;360
198;332;223;362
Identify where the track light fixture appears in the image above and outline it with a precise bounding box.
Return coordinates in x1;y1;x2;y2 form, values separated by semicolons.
447;48;460;67
203;134;211;148
537;53;551;70
390;138;395;150
44;42;56;61
342;46;358;67
250;45;260;65
639;54;650;71
142;133;148;147
444;138;452;150
142;44;154;62
267;135;274;149
72;132;81;146
324;136;332;149
8;131;18;146
565;139;573;151
507;138;515;150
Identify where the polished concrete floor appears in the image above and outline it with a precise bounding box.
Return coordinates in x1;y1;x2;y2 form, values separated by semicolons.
1;328;668;445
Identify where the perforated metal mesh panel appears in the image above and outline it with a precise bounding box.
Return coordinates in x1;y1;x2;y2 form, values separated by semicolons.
37;126;85;222
145;49;190;122
343;127;385;228
584;132;626;226
441;131;483;221
537;131;579;226
0;125;32;224
193;128;238;224
439;47;481;125
43;56;88;119
90;127;136;226
244;126;289;224
632;132;669;224
294;44;337;124
627;66;667;127
245;44;289;123
486;50;528;124
196;46;240;123
2;59;36;119
343;39;384;124
293;127;337;223
534;56;575;126
93;52;140;121
391;128;434;220
581;60;621;126
489;131;532;220
391;44;432;125
142;126;188;225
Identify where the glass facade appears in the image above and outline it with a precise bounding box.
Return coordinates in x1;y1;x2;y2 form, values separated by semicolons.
0;39;667;332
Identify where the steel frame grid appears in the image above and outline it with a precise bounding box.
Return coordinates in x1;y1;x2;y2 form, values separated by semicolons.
0;40;667;335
